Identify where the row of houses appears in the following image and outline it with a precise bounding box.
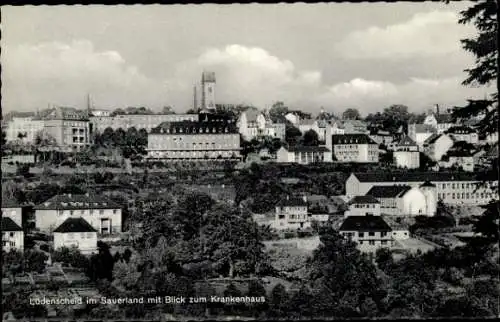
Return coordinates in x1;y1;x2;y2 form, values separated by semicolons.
2;194;123;254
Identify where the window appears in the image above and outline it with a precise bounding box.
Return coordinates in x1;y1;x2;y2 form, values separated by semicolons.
369;241;375;245
87;232;93;238
81;210;85;215
70;210;74;215
358;232;364;238
99;210;104;215
90;210;94;215
381;232;387;237
381;240;387;245
368;232;375;236
9;232;14;237
359;241;363;245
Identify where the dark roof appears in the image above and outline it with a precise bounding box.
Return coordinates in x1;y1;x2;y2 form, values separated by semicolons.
366;185;412;198
349;195;380;204
277;197;307;207
424;133;443;145
1;217;23;231
35;194;121;210
286;146;330;152
332;134;376;145
54;217;97;233
151;116;237;135
397;135;417;146
351;171;480;183
339;215;392;232
443;150;474;158
420;180;436;188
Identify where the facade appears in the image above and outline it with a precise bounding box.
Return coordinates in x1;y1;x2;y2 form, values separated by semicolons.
423;113;454;134
1;200;23;227
423;134;455;161
273;196;309;230
439;152;475;172
393;135;420;169
201;71;216;111
330;134;379;163
345;172;497;206
53;218;98;255
90;114;198;133
42;107;90;152
34;194;122;234
89;109;111;117
408;123;436;148
344;195;381;217
2;217;24;252
339;215;393;253
147;113;241;161
366;184;435;216
237;109;285;141
276;146;330;164
5;117;45;144
446;126;479;144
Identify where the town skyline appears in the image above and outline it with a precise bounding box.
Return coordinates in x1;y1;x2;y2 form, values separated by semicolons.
2;2;493;115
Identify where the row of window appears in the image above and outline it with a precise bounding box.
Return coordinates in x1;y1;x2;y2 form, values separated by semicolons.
149;142;238;149
66;232;95;239
288;214;307;220
150;151;237;157
2;241;16;247
438;192;495;200
3;232;16;238
58;209;118;216
343;231;389;238
353;204;377;209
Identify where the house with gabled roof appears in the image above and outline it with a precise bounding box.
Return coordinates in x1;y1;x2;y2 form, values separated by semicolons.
34;193;122;234
273;196;309;230
328;134;379;163
366;184;432;216
237;108;285;141
344;195;381;217
339;215;393;252
393;135;420;169
53;217;97;255
2;217;24;252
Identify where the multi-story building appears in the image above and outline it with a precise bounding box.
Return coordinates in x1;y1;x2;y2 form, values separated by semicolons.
5;117;45;143
408;123;437;148
34;194;122;234
344;195;381;217
273;196;309;230
365;183;436;216
53;218;97;255
328;134;379;163
446;126;479;145
90;114;198;133
2;217;24;252
276;146;331;164
147;113;241;161
439;150;475;172
237;109;286;141
41;107;90;152
339;215;393;253
393;135;420;169
423;133;455;161
345;172;497;205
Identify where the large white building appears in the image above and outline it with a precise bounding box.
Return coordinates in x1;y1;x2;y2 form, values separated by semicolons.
423;113;455;134
53;218;98;255
393;135;420;169
34;194;122;234
408;123;436;148
276;146;330;164
237;109;285;141
423;134;455;162
90;114;198;133
327;134;379;163
273;196;310;230
5;117;45;144
345;172;497;206
339;215;393;253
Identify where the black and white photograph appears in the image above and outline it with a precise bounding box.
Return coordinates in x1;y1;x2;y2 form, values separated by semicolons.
1;1;499;320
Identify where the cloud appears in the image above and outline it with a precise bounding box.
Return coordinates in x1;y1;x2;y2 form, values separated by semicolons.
335;11;474;59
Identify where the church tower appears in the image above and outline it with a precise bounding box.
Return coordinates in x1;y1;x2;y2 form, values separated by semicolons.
201;71;216;112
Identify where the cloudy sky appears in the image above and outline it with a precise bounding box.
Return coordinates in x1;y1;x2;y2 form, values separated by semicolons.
1;3;492;116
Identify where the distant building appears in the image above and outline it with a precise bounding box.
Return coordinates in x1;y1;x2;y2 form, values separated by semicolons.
344;195;381;217
339;215;393;252
393;135;420;169
90;114;198;133
408;123;436;148
342;120;369;134
89;109;111;117
423;133;455;161
273;196;309;230
276;146;330;164
328;134;379;163
42;107;91;152
2;217;24;252
34;193;122;234
53;218;97;255
237;109;285;141
446;126;479;144
366;183;436;216
345;172;497;205
147;113;241;161
5;117;45;144
369;129;394;146
423;112;454;134
200;71;216;112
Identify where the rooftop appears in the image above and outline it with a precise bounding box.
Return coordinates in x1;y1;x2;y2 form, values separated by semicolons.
366;185;413;198
332;134;376;145
1;217;23;231
277;196;308;207
397;135;417;147
349;195;380;204
54;217;97;233
339;215;392;232
34;194;121;210
351;171;481;183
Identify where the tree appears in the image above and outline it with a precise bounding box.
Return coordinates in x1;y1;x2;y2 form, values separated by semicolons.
161;106;175;114
87;241;114;281
472;201;499;242
342;108;361;120
267;284;289;318
285;125;302;146
24;250;48;273
269;101;289;121
302;129;319;146
451;0;498;137
1;130;6;146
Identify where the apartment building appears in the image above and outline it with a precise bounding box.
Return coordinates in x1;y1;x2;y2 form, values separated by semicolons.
328;134;379;163
344;195;381;217
276;146;331;164
237;109;285;141
147;113;241;161
42;107;90;152
90;113;199;133
339;215;393;253
5;117;45;143
273;196;309;230
2;217;24;252
53;218;98;255
393;135;420;169
345;172;497;206
34;194;122;234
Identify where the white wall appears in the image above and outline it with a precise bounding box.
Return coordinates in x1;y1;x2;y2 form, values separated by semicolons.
36;209;122;234
54;232;97;255
2;231;24;252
